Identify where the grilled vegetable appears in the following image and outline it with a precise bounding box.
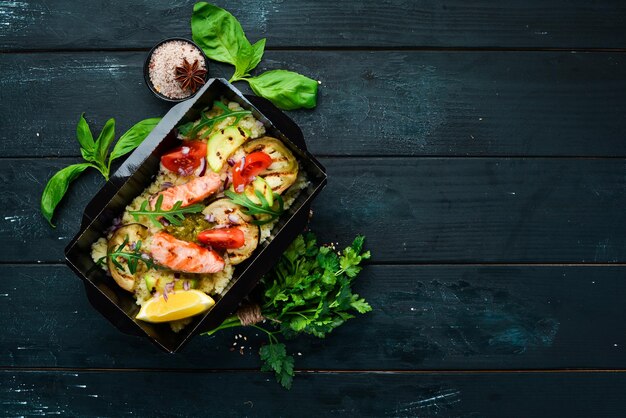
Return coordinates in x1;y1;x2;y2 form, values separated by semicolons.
107;224;149;292
207;126;250;172
242;136;298;194
232;151;273;192
202;198;259;265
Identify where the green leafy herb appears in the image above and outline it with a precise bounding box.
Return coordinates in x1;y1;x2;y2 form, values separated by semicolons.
76;113;95;162
247;70;318;110
40;163;92;227
206;233;372;389
108;118;161;166
259;343;294;390
191;2;265;80
224;189;285;225
191;3;319;110
40;114;160;227
178;101;251;139
97;235;161;274
129;195;204;228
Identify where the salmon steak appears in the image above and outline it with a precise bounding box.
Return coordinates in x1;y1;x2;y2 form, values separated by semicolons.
150;172;222;211
150;232;225;273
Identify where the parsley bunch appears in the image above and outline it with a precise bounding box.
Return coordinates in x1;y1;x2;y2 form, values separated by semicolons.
206;233;372;389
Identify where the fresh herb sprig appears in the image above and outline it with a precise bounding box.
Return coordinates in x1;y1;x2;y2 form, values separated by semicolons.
128;195;204;228
191;3;318;110
178;101;251;139
40;115;161;227
206;233;372;389
224;190;285;225
97;235;161;274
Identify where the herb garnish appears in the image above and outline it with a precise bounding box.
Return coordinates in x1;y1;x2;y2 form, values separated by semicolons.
224;190;285;225
128;195;204;228
97;235;161;274
178;100;251;139
206;233;372;389
191;3;318;110
40;115;161;227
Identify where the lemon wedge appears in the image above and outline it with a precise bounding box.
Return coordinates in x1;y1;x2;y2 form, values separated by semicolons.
136;290;215;323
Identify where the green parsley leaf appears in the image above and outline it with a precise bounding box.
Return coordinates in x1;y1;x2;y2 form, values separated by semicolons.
259;343;294;390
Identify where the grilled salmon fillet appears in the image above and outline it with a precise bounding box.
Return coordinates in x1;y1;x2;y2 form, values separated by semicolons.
150;232;225;273
150;173;222;211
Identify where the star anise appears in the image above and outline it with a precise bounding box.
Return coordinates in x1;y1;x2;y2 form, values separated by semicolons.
174;59;207;92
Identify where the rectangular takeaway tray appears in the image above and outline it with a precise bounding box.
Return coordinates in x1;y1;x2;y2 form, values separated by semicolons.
64;78;327;352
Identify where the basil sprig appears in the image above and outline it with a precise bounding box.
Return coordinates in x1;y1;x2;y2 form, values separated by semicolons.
191;3;318;110
40;115;161;227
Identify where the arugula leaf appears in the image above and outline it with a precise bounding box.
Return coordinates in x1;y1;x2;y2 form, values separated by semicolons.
177;101;251;139
76;113;95;162
224;190;285;225
98;235;161;274
259;343;294;390
40;163;91;227
108;118;161;164
246;70;319;110
129;195;204;228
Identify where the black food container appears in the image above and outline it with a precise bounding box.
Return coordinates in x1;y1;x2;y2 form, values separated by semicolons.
64;79;327;353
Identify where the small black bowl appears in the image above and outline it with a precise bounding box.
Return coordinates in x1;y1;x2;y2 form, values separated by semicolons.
143;37;209;103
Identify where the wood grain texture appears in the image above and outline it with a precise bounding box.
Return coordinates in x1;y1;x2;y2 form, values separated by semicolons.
2;370;626;417
2;1;626;50
3;157;626;263
2;264;626;370
3;51;626;158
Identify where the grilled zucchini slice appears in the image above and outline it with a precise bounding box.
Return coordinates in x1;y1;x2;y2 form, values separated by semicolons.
107;224;149;292
242;136;298;194
207;126;250;172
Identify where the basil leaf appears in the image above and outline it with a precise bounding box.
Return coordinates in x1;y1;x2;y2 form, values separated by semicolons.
246;38;266;74
191;2;253;69
109;118;161;163
76;113;95;161
246;70;318;110
93;118;115;165
40;163;92;227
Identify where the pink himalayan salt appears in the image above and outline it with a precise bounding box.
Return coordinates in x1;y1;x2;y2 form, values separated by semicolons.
148;40;207;99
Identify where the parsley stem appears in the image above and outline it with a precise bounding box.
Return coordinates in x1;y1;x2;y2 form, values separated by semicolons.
251;324;279;344
203;320;241;336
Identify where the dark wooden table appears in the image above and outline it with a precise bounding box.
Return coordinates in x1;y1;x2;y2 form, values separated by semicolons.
3;1;626;416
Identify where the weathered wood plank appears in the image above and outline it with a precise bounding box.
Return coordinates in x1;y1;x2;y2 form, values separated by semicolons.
3;51;626;157
2;157;626;263
2;264;625;370
2;1;626;50
2;370;626;417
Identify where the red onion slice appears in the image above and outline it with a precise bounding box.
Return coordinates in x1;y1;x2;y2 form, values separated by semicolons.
195;157;207;177
228;214;240;223
160;181;174;190
183;280;190;291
